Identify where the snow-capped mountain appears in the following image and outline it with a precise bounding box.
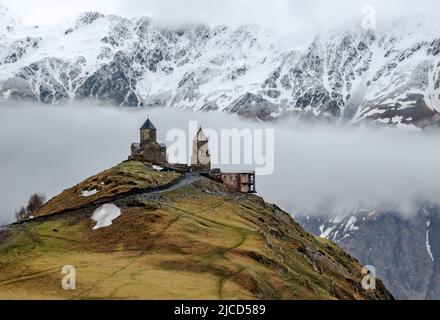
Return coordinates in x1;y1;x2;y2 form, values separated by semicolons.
297;205;440;300
0;6;440;127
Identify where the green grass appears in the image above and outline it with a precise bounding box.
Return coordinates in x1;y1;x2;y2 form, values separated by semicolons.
0;172;392;300
34;161;181;217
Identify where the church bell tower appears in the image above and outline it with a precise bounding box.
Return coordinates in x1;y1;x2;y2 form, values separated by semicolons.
140;117;157;145
191;127;211;171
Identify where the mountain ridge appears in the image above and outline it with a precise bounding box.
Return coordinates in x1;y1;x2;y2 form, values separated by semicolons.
297;205;440;299
0;7;439;128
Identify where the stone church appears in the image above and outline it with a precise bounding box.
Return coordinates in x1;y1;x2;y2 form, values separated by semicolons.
129;116;256;193
129;118;167;164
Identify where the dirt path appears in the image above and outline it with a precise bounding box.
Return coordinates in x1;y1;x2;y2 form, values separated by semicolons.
11;173;202;227
168;202;252;299
73;207;185;299
0;172;203;298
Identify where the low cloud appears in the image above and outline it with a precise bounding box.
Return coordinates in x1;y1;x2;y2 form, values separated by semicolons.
1;0;438;35
0;102;439;224
259;121;440;216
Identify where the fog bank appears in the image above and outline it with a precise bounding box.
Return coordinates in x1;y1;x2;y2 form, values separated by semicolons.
2;0;438;35
1;103;440;224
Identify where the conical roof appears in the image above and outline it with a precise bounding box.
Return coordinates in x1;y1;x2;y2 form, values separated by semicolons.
140;118;156;130
195;127;208;141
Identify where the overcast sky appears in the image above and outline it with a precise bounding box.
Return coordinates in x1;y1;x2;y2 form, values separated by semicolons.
0;0;437;33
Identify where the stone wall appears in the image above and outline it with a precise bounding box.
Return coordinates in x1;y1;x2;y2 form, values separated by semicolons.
130;142;167;164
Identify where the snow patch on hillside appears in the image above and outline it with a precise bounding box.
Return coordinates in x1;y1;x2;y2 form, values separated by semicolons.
426;218;434;262
91;203;121;230
81;189;99;197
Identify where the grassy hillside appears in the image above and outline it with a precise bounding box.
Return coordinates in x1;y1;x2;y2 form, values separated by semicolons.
34;161;181;218
0;165;392;300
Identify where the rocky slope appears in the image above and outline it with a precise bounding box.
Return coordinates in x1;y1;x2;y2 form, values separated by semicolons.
297;205;440;300
0;160;392;299
0;5;439;127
